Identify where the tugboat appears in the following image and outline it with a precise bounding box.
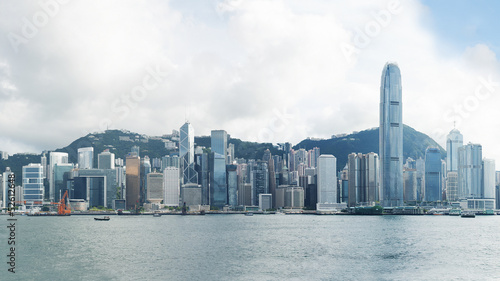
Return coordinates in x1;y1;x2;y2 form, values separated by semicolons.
94;216;110;221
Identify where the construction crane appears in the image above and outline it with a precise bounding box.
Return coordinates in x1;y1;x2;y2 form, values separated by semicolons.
51;190;71;215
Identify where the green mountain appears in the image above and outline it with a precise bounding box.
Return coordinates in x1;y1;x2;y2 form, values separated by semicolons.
294;124;445;170
1;125;444;185
53;130;281;166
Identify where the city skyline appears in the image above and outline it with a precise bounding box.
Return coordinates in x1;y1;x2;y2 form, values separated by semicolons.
1;0;500;165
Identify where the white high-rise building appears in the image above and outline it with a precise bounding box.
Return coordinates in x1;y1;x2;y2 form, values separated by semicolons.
2;168;14;209
483;158;496;201
164;167;180;206
446;129;463;172
317;155;337;207
78;147;94;169
147;172;164;204
22;164;44;208
49;152;68;202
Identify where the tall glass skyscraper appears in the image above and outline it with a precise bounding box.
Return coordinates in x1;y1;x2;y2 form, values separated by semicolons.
211;130;228;160
210;152;227;207
446;128;463;172
425;147;442;202
180;122;197;184
209;130;228;207
379;62;403;207
180;122;194;164
49;151;68;202
458;143;482;199
78;147;94;169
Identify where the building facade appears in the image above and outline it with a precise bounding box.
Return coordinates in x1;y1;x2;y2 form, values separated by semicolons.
446;129;463;172
379;62;404;207
425;147;442;202
317;155;337;208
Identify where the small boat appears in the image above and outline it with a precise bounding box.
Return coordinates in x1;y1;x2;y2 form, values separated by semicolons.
245;212;254;216
461;211;475;218
153;213;161;217
94;216;110;221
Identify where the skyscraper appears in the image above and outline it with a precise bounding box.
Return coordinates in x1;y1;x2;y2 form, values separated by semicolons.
22;164;44;208
446;128;463;172
252;161;269;206
125;156;140;210
403;168;417;201
347;153;379;207
482;158;496;201
210;130;228;207
180;122;194;164
211;130;228;160
210;152;227;207
2;167;14;209
78;147;94;169
425;147;442;202
140;156;151;205
227;164;238;206
164;167;180;206
458;143;482;199
180;122;197;184
317;155;337;207
379;62;403;207
49;152;68;202
98;150;115;169
146;172;163;204
446;172;459;201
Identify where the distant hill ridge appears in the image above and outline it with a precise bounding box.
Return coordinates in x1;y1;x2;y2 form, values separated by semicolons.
1;124;444;185
294;124;445;169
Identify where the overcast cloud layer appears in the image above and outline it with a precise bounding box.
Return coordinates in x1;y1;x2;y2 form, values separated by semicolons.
1;0;500;163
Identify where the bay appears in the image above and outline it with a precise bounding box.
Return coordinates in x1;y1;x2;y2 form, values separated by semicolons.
1;214;499;280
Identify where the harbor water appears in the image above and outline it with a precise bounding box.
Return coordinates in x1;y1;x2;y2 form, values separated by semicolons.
1;214;499;280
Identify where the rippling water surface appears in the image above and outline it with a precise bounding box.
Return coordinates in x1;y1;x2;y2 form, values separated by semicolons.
1;214;499;280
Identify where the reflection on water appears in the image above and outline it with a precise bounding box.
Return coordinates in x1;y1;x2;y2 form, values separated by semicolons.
1;215;500;280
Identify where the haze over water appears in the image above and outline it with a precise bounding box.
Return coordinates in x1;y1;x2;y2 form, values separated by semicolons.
1;215;499;280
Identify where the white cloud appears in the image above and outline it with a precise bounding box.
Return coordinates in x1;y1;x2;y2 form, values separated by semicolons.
0;0;499;164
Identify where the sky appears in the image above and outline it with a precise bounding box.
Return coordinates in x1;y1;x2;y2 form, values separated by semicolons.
1;0;500;164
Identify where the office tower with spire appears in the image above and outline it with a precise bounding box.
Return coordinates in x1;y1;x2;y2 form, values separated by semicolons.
379;62;404;207
446;128;463;172
180;122;198;184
